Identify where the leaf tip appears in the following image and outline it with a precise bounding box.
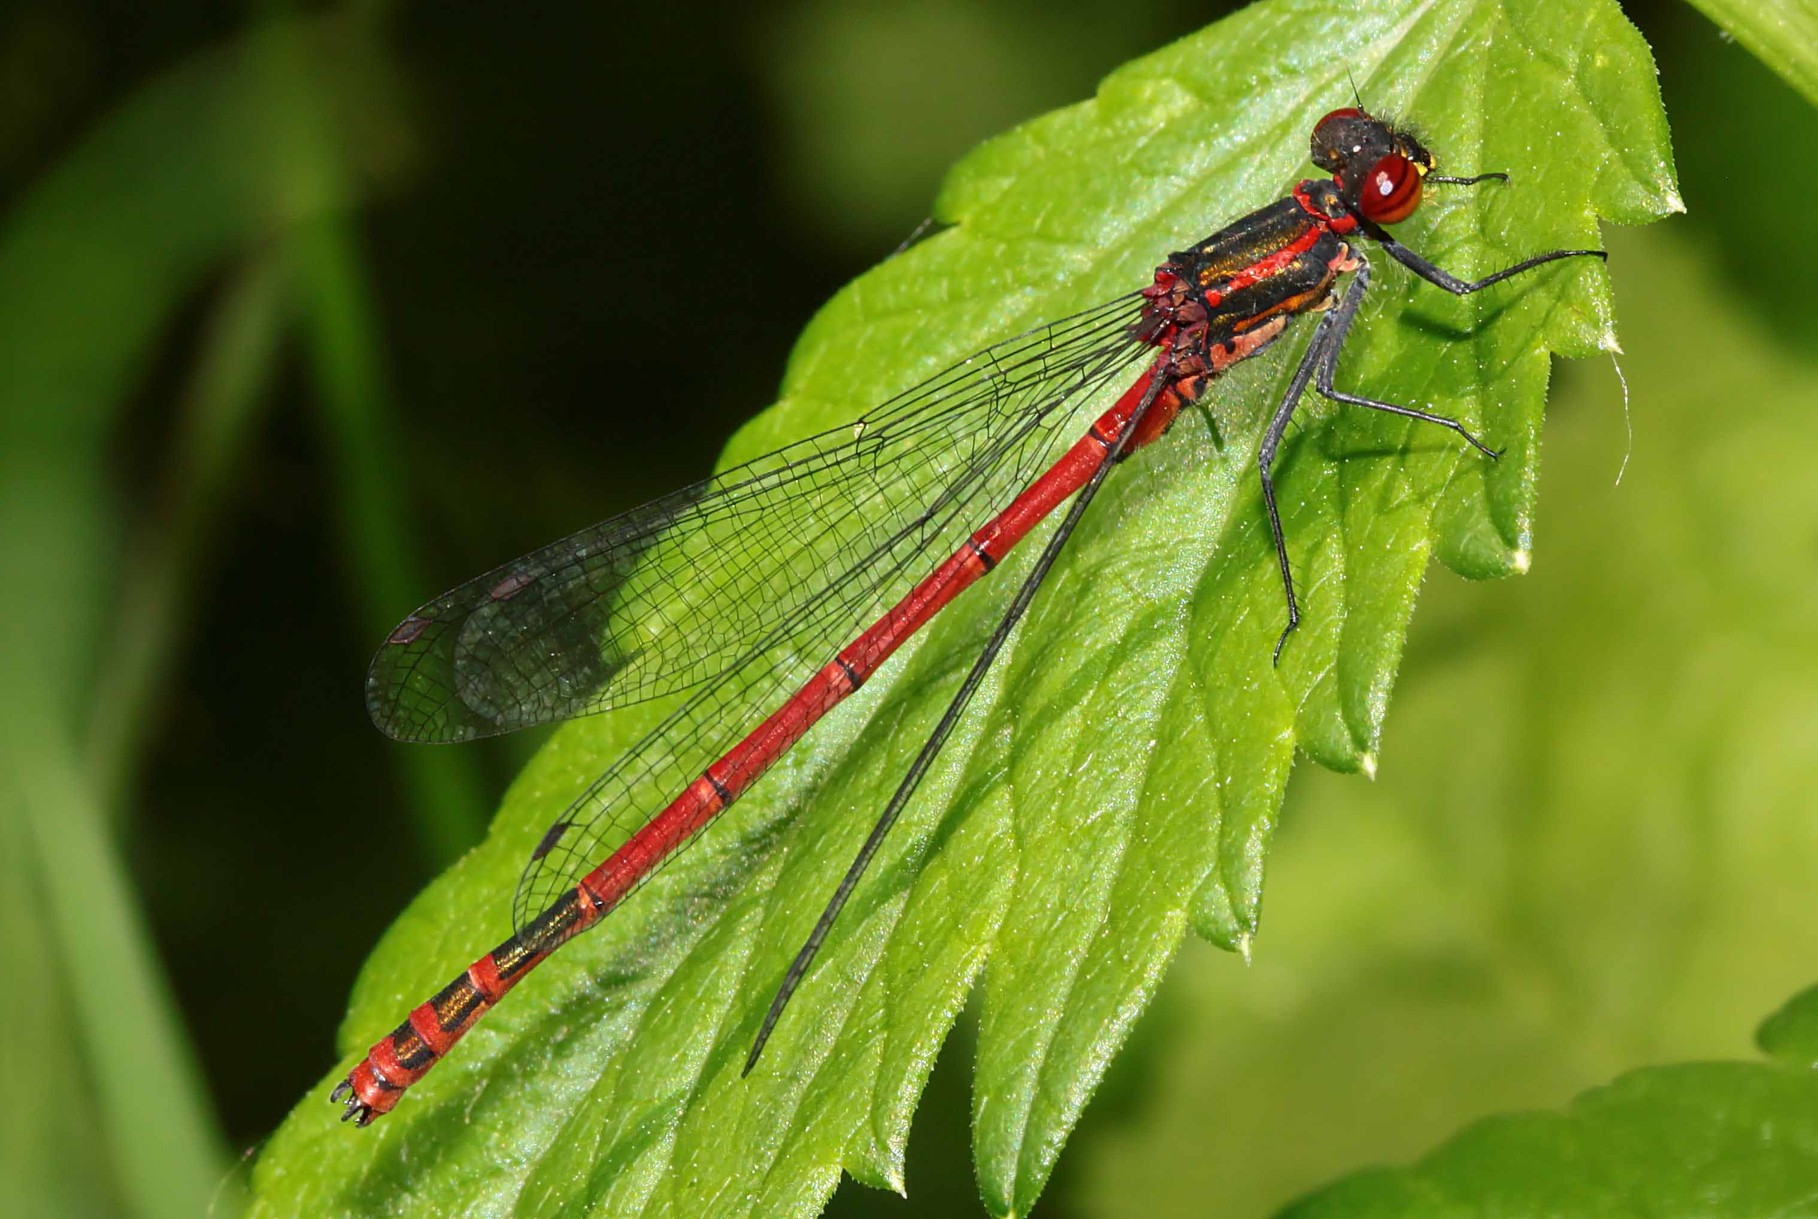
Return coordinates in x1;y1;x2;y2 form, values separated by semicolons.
1510;549;1532;575
1236;932;1254;966
1359;752;1378;781
1756;984;1818;1066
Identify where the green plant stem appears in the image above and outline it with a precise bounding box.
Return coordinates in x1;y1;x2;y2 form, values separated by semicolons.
293;212;489;864
84;255;290;812
20;743;236;1219
250;11;490;865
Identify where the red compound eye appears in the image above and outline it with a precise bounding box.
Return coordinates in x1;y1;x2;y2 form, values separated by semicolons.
1358;153;1422;224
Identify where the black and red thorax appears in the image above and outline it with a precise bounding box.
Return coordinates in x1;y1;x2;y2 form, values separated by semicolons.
1131;103;1441;423
1133;177;1362;436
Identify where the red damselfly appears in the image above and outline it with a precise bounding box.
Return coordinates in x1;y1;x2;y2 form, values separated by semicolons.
334;107;1603;1125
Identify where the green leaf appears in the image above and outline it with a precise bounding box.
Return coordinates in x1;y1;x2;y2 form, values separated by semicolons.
251;2;1674;1216
1682;0;1818;107
1275;991;1818;1218
1050;222;1818;1215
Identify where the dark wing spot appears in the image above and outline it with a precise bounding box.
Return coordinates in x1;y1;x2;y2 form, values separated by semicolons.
531;819;573;861
489;571;535;601
388;615;432;646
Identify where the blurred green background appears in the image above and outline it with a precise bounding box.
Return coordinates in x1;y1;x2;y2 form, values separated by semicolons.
1;3;1813;1218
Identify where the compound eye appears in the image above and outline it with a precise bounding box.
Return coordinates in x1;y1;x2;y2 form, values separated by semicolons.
1359;153;1422;224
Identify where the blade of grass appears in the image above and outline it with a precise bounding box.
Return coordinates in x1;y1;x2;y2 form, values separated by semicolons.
293;211;491;864
0;777;119;1219
0;17;406;1218
252;21;490;863
84;254;291;811
20;746;237;1219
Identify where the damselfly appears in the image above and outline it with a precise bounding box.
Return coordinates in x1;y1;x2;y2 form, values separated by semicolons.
334;107;1603;1125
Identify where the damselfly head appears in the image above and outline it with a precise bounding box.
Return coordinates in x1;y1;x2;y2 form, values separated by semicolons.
1311;106;1436;226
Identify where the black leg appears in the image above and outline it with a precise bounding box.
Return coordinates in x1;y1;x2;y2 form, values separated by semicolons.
1264;226;1599;661
1259;286;1353;663
1374;231;1605;296
1313;256;1499;458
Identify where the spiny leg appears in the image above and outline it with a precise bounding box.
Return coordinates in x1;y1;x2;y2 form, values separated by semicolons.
1259;286;1354;664
1322;219;1605;457
1313;256;1499;457
1372;231;1606;295
1264;239;1553;662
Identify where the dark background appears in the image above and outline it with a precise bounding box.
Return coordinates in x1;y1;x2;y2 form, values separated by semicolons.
2;2;1814;1217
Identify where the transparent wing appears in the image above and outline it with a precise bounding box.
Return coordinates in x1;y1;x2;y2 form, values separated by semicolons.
369;295;1149;743
509;306;1155;929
